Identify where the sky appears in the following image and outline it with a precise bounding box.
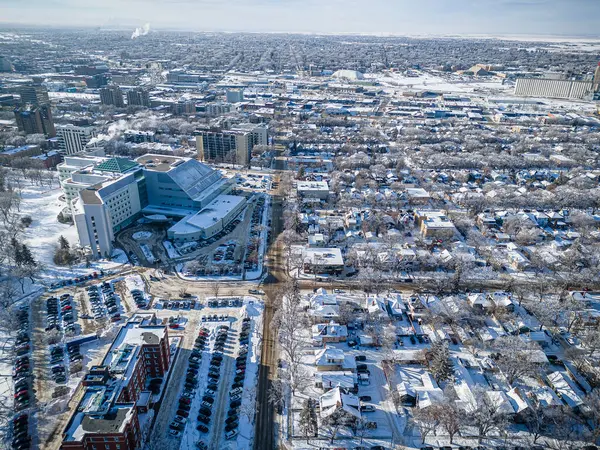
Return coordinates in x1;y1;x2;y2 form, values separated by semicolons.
1;0;599;37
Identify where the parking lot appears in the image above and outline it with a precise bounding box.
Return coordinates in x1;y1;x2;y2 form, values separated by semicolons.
148;297;263;450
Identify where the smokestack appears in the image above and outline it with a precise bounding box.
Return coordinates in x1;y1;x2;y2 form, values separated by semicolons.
131;23;151;40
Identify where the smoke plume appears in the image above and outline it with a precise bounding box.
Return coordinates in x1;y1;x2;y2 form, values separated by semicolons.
131;23;151;40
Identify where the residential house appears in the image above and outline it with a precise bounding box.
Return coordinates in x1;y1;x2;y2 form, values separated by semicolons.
312;321;348;345
314;347;356;372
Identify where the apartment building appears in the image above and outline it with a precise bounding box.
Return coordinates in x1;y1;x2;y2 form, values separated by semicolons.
126;88;150;107
14;104;56;136
100;85;125;107
61;320;170;450
57;125;98;155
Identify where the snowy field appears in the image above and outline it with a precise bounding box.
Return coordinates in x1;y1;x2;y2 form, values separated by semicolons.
366;70;513;95
16;180;129;288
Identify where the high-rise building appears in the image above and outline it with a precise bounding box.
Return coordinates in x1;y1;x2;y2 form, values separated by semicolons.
593;62;600;93
19;84;50;106
14;105;56;137
172;100;196;115
196;129;253;166
206;102;233;116
226;89;244;103
99;85;125;107
68;155;232;258
126;88;150;107
85;73;109;89
57;125;98;155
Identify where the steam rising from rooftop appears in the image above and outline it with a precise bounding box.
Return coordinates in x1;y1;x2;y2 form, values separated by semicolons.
131;23;150;40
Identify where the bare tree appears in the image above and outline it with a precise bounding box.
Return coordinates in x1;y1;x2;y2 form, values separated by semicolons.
413;407;441;444
468;386;509;444
211;282;220;299
492;336;544;385
322;410;356;444
438;402;462;444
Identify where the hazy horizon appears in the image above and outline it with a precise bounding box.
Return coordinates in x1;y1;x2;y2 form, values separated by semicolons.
1;0;599;38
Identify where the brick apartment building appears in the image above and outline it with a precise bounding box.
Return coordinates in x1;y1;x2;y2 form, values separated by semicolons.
61;319;170;450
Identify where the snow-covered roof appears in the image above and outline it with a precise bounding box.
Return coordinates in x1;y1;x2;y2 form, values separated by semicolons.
547;372;583;408
320;387;361;418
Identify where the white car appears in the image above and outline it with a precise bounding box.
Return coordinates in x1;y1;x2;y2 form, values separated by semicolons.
169;429;181;437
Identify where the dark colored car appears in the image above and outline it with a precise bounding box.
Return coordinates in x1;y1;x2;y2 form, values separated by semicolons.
197;415;210;424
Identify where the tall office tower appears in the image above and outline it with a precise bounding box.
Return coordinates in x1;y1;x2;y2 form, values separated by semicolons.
19;84;50;106
14;105;56;137
57;125;98;155
99;85;125;107
126;88;150;107
226;89;244;103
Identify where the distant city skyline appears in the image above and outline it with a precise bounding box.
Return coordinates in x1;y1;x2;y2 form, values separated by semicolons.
1;0;600;37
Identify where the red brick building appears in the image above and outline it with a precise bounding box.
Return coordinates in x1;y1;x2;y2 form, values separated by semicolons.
61;321;170;450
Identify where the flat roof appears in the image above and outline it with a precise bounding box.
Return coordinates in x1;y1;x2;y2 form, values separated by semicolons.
135;154;186;172
169;194;245;234
65;403;135;441
80;187;102;205
294;246;344;266
297;180;329;190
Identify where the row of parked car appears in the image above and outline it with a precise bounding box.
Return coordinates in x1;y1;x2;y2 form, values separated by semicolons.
222;317;253;440
11;413;30;450
213;242;238;263
163;300;194;310
206;297;242;308
13;306;32;441
201;314;229;322
87;283;120;322
46;294;74;333
130;289;147;309
196;327;228;437
49;271;105;290
168;325;215;438
48;344;67;384
244;196;266;270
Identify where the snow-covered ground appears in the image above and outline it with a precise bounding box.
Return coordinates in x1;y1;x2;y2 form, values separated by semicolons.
366;70;513;95
124;274;147;295
233;300;263;450
19;183;79;269
133;231;153;240
14;181;128;293
163;241;181;259
139;243;156;264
